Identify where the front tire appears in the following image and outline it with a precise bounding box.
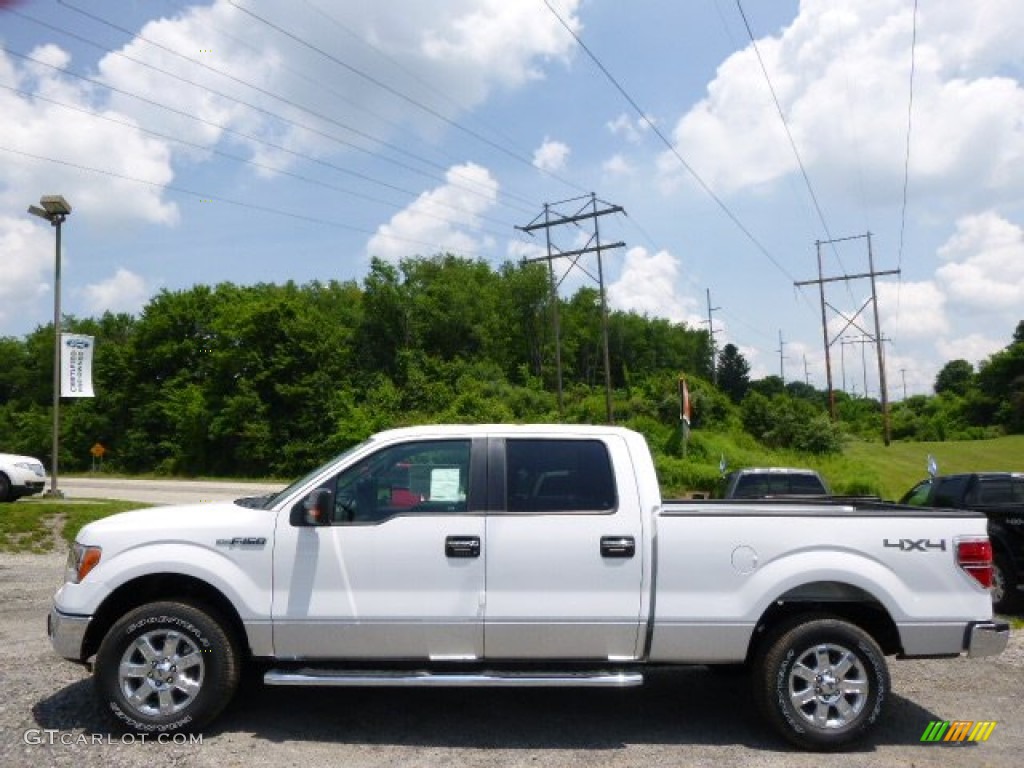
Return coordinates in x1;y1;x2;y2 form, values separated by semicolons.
753;616;889;751
94;601;240;734
0;473;11;502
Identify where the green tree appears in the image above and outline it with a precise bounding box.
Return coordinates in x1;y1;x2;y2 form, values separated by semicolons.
934;359;975;397
717;343;750;403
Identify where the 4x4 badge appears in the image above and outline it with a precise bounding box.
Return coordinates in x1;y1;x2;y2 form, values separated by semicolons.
884;538;947;552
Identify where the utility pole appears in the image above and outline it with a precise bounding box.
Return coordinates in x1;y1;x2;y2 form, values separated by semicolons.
803;354;810;386
795;233;899;445
705;288;721;385
517;194;625;424
900;368;907;400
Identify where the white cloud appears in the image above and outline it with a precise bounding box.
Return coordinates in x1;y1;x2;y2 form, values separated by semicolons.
607;113;651;144
602;154;634;176
0;217;52;328
506;239;546;263
96;0;584;167
421;0;581;91
366;162;498;261
607;246;702;326
81;269;152;316
533;138;570;172
0;47;179;227
661;0;1024;201
934;212;1024;312
935;333;1004;367
876;280;949;340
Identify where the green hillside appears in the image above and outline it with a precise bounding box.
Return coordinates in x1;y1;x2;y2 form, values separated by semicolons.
835;436;1024;500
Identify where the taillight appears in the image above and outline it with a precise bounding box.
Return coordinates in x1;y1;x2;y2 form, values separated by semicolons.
956;538;993;588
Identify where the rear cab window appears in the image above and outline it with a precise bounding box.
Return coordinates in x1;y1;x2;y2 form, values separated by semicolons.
504;439;617;513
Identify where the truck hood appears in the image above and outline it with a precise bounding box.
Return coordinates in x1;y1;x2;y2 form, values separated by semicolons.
76;501;276;551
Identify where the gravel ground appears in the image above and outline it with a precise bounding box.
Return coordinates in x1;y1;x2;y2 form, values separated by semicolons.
2;549;1021;768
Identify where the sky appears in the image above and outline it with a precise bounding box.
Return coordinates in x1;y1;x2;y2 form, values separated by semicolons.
2;0;1023;399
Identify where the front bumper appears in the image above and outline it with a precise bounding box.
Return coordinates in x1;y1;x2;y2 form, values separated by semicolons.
967;621;1010;658
48;605;92;661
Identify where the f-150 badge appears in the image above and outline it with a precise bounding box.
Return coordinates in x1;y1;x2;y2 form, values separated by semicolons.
216;537;267;548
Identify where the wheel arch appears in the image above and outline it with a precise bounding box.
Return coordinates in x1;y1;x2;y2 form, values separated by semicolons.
83;573;249;662
746;580;903;662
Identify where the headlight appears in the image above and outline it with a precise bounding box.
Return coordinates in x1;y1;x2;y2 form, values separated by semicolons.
65;543;102;584
14;461;45;477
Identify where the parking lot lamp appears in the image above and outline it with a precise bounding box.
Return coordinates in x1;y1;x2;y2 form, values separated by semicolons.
27;195;72;498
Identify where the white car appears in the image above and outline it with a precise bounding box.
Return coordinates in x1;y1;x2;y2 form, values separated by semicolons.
0;453;47;502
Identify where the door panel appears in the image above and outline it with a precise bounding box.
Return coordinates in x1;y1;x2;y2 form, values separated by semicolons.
484;436;644;660
272;438;485;660
273;516;485;659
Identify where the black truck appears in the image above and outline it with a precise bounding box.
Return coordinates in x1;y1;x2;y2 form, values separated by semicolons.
900;472;1024;612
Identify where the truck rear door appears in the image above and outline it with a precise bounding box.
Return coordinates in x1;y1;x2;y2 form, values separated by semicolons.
483;435;645;660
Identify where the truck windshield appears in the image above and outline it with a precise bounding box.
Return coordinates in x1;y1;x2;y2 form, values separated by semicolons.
236;439;374;510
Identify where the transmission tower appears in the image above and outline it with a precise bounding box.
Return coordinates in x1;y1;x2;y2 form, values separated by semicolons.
795;233;899;445
517;194;625;423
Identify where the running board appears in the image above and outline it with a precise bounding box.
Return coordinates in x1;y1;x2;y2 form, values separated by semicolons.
264;669;644;688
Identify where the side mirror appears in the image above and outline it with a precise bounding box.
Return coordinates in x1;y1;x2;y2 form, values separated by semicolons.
290;488;333;526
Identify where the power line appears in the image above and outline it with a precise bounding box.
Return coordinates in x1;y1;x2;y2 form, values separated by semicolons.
0;82;515;243
541;0;801;289
897;0;919;272
0;143;489;255
1;46;519;237
222;0;590;194
734;0;852;285
298;0;540;170
39;4;538;215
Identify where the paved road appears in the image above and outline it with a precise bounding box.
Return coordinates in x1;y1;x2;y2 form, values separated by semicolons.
56;477;284;505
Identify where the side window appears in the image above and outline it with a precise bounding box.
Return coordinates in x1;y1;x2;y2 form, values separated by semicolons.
902;479;932;506
1013;479;1024;503
733;475;767;498
932;476;969;508
505;439;616;513
328;440;471;524
788;475;826;495
974;478;1013;504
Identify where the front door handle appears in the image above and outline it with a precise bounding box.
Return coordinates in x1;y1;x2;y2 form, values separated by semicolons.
600;536;635;558
445;536;481;558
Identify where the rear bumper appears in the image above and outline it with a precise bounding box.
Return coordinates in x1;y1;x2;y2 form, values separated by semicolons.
967;621;1010;658
48;606;91;661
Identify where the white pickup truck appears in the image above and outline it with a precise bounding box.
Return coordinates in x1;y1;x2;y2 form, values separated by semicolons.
49;425;1008;750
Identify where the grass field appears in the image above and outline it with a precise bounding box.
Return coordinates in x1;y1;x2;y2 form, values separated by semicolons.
0;498;151;553
833;435;1024;500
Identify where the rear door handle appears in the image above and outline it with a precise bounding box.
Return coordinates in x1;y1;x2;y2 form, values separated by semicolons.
600;536;635;558
445;536;481;558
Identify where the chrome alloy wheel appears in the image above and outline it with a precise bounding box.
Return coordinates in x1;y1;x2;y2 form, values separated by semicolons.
118;629;206;717
787;642;869;729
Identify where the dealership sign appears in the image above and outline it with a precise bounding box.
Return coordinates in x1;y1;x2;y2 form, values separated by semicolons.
60;334;95;398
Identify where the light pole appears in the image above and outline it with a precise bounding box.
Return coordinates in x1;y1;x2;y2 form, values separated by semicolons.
27;195;72;498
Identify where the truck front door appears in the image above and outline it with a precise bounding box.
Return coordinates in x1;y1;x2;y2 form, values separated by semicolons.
271;438;486;660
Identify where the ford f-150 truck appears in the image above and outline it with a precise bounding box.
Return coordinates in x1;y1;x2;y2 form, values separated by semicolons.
49;425;1008;750
900;472;1024;612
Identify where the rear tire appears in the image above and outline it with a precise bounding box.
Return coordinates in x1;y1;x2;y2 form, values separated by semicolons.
992;553;1021;614
753;616;889;751
0;473;11;502
94;601;240;734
